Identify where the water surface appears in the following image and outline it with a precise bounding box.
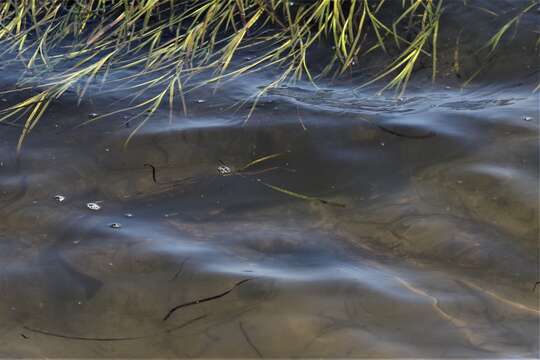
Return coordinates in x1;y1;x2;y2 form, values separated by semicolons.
0;77;538;358
0;1;539;356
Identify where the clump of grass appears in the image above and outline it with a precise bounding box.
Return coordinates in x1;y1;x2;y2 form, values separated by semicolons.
0;0;534;150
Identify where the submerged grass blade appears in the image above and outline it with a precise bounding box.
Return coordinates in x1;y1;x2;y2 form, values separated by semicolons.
257;179;346;207
239;152;288;171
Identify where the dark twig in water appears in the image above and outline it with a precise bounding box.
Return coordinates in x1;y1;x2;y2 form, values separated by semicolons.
239;321;263;358
357;115;435;139
146;154;344;208
23;315;206;341
163;279;253;321
534;281;540;292
22;327;146;341
376;124;436;139
144;163;196;185
171;258;189;281
144;163;158;183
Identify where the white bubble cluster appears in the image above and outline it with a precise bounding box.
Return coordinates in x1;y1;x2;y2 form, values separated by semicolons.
86;202;101;211
53;194;66;203
217;165;233;176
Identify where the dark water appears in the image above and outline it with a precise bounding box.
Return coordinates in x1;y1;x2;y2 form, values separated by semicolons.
1;78;538;358
0;1;539;358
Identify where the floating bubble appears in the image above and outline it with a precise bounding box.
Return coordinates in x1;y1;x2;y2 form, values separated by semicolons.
217;165;232;176
53;194;66;203
86;202;101;211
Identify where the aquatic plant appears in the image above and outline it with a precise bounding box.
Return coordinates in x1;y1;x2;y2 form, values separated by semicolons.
145;152;347;206
0;0;536;150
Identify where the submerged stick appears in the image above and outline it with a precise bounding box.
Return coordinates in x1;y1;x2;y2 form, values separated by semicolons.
23;315;206;342
22;327;148;342
376;124;436;139
144;163;196;186
163;279;253;321
145;155;345;208
144;163;158;183
239;321;263;358
357;115;435;139
171;258;189;281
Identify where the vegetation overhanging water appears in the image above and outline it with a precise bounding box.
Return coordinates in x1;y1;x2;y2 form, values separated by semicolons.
0;0;538;358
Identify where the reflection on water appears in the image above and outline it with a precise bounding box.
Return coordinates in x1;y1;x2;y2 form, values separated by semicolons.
0;77;539;358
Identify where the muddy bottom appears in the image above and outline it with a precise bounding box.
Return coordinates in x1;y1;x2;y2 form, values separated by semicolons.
0;79;539;358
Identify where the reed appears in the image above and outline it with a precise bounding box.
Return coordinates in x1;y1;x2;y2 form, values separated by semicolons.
0;0;535;150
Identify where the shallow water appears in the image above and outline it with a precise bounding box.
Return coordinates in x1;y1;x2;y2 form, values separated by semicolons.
0;76;538;358
1;1;540;356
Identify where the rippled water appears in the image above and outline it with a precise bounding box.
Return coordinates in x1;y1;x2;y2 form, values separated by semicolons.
1;76;538;357
1;1;539;356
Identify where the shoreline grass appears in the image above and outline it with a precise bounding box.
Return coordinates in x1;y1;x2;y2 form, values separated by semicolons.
0;0;536;151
